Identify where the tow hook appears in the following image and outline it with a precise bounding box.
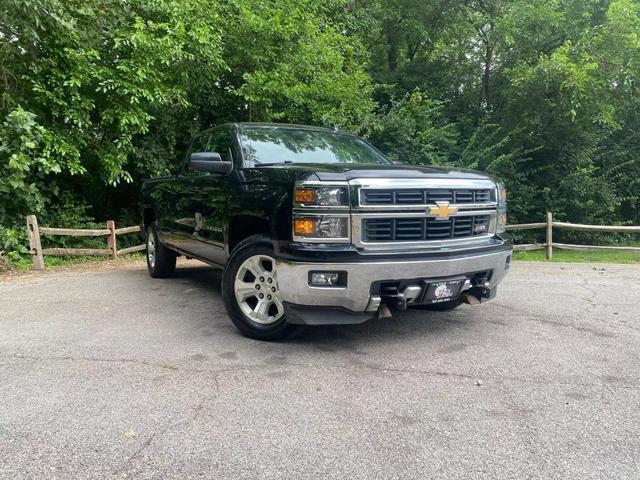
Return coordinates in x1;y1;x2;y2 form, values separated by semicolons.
378;293;407;318
461;291;482;305
460;282;495;304
379;284;423;315
378;291;408;319
379;304;393;318
381;293;408;311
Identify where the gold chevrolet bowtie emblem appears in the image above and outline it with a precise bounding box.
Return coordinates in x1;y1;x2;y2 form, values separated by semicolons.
429;202;458;219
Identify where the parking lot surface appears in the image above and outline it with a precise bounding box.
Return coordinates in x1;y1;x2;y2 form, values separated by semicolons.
1;261;639;479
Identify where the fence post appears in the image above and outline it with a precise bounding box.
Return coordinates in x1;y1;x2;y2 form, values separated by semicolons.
546;212;553;260
107;220;117;259
26;215;45;270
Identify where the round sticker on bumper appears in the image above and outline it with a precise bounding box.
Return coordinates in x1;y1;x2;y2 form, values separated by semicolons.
434;283;453;299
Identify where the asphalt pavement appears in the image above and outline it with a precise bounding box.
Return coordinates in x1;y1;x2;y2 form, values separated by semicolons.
1;260;639;479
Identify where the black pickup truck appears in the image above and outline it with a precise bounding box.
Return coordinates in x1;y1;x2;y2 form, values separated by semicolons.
141;123;512;340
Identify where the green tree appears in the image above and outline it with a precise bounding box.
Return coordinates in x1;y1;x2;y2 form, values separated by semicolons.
2;0;640;262
353;0;640;231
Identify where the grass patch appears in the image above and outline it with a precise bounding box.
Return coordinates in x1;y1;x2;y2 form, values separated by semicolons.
513;249;640;264
2;253;145;272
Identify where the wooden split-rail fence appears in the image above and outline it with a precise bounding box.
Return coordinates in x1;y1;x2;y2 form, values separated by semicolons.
508;212;640;259
25;212;640;269
26;215;145;270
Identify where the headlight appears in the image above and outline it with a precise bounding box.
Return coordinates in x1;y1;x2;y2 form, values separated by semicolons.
293;215;350;242
496;182;507;233
294;185;348;207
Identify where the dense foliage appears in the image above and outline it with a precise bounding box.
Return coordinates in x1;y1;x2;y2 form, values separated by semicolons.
1;0;639;258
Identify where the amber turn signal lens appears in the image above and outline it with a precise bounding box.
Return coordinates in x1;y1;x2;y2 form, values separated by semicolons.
295;188;315;203
501;189;507;203
294;219;315;235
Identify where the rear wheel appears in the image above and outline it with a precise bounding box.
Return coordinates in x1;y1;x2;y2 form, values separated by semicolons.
146;222;176;278
222;236;299;341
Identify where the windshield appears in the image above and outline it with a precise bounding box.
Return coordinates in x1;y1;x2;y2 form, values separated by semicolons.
238;126;391;166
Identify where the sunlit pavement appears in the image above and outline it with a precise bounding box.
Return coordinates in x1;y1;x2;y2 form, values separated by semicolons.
1;261;639;479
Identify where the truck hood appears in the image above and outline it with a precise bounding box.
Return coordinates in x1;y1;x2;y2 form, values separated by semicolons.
252;162;495;182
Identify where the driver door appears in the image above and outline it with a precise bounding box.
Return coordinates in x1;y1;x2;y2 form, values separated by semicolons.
170;127;233;266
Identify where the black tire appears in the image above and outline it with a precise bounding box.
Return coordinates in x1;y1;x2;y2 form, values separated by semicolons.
222;235;299;341
410;300;463;311
146;222;177;278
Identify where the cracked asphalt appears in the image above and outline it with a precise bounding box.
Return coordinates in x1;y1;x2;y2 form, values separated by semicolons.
1;260;639;479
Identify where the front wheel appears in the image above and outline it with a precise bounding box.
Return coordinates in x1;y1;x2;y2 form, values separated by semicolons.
222;237;299;341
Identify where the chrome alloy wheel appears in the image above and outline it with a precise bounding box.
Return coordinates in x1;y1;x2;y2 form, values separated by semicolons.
234;254;284;325
147;230;156;268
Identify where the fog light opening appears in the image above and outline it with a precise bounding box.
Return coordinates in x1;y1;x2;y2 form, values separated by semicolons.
309;271;347;288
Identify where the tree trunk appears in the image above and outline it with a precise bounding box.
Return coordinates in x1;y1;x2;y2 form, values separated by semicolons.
481;44;492;110
385;24;400;74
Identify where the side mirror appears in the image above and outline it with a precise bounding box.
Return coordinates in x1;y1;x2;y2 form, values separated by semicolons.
189;152;233;174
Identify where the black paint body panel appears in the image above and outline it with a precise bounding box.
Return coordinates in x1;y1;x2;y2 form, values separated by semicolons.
140;123;497;267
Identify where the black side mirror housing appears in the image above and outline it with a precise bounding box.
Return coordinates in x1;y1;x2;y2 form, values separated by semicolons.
189;152;233;174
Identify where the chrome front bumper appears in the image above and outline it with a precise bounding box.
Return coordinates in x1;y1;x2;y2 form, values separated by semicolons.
276;245;512;316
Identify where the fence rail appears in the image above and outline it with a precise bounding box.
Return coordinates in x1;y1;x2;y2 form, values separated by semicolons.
507;212;640;259
38;227;111;237
26;215;143;270
25;212;640;269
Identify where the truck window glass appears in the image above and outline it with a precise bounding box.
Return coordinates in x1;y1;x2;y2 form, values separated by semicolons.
208;128;232;163
238;126;391;166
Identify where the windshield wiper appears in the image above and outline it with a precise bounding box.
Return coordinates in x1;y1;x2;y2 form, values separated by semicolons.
254;160;293;167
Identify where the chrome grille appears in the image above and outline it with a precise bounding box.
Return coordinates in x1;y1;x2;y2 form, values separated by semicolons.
363;216;491;242
361;188;492;206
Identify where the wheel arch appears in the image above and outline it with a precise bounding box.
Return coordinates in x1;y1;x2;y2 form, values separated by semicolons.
142;207;156;236
227;215;273;256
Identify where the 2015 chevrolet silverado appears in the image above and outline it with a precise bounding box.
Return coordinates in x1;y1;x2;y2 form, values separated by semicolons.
141;123;512;340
